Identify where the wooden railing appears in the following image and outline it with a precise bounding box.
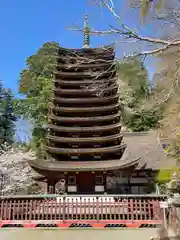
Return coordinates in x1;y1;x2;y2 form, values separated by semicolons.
0;195;166;228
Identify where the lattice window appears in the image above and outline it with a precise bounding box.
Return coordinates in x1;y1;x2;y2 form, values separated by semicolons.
68;176;76;185
95;175;103;185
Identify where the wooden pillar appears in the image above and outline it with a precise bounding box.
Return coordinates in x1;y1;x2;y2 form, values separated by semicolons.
103;172;107;193
143;170;155;193
64;173;67;194
126;167;136;194
127;177;131;194
47;183;53;194
41;181;48;194
47;180;58;194
48;184;56;194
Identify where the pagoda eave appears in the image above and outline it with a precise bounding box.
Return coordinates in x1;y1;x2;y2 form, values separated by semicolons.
54;73;116;80
48;122;122;133
56;54;114;63
47;133;123;143
53;78;117;85
33;176;47;182
52;85;118;94
46;144;126;155
49;113;121;123
28;157;139;174
52;95;119;104
57;45;115;56
51;103;120;113
56;62;115;70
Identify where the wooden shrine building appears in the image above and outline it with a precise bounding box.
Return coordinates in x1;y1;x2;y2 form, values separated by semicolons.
28;16;176;195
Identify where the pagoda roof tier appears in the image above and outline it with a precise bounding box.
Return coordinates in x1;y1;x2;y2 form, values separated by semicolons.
28;157;139;173
46;144;126;155
52;94;119;104
56;62;115;70
49;113;120;124
53;78;116;86
48;133;123;143
54;70;116;79
27;131;177;175
51;103;120;113
53;85;118;95
58;45;114;54
48;122;122;133
57;55;114;63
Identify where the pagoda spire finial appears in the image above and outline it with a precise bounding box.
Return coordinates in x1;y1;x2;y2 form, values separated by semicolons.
83;13;90;48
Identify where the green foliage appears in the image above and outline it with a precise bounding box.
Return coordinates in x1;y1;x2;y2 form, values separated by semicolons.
0;83;17;149
158;168;180;182
18;42;59;156
163;124;180;162
117;57;161;131
117;57;149;108
123;108;161;132
19;41;59;97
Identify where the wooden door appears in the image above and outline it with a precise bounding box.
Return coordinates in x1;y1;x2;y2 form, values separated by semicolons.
77;172;95;194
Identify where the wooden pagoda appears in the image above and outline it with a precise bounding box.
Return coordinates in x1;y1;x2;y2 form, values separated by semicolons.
28;16;141;194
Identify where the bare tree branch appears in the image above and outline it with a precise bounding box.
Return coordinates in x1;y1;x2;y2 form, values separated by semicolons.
80;0;180;56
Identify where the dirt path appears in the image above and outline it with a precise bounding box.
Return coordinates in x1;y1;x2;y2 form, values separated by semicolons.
0;228;158;240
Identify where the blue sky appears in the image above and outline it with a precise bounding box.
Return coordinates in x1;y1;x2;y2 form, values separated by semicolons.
0;0;156;97
0;0;156;141
0;0;114;95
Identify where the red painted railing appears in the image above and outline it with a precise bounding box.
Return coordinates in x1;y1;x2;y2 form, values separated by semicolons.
0;195;166;228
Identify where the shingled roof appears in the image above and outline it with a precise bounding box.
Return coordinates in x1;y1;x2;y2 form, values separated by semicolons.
122;131;177;170
27;131;176;174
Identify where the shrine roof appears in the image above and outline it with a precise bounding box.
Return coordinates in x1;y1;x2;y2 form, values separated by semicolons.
26;131;176;173
122;131;176;170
